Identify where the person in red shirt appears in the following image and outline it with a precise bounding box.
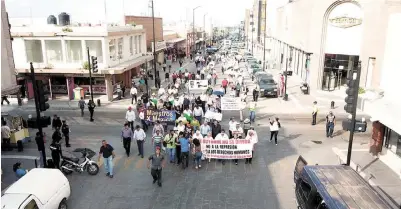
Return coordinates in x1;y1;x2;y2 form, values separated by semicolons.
222;78;228;94
172;73;177;84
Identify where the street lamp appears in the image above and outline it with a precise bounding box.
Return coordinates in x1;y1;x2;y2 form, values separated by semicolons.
150;0;157;83
193;6;201;56
203;13;208;55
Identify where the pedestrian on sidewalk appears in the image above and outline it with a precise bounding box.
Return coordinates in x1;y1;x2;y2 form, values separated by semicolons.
78;97;86;116
98;140;115;178
88;100;96;122
253;85;260;102
121;83;126;97
134;125;146;158
61;120;71;147
1;96;10;105
269;118;280;145
1;121;12;151
326;111;336;138
147;146;165;187
312;101;318;125
121;123;134;157
155;76;161;89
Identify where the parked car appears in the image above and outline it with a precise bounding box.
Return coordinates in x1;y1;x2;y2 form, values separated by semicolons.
258;77;277;97
254;72;273;83
1;168;71;209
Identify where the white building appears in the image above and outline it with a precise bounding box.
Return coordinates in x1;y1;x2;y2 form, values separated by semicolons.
1;0;19;96
11;23;152;101
266;0;401;178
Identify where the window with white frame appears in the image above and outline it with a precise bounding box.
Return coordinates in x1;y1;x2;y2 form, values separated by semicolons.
134;36;138;54
85;40;103;63
65;40;83;63
45;40;64;63
129;36;133;56
109;39;116;61
138;35;142;54
25;40;44;63
118;38;123;59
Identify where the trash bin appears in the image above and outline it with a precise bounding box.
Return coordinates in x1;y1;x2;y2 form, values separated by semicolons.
73;87;84;100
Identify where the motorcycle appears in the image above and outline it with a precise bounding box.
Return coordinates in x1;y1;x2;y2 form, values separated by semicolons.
60;148;99;175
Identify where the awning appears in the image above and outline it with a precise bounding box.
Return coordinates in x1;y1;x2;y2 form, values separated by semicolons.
1;85;21;95
166;37;186;43
365;97;401;134
101;55;154;74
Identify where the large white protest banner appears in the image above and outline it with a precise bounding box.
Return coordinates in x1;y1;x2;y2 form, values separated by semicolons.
188;80;208;90
221;97;241;110
200;139;253;159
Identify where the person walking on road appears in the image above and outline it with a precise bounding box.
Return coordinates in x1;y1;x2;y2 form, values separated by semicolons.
121;123;134;157
98;140;115;178
130;86;138;104
88;100;96;122
52;115;62;130
269;118;281;145
61;120;71;147
1;96;10;105
133;125;146;158
249;101;257;123
164;130;177;163
152;130;164;152
253;85;259;102
78;97;86;116
245;129;258;164
125;107;136;131
326;111;336;138
177;132;190;169
312;101;318;125
222;78;228;94
192;138;202;169
147;146;165;187
215;129;229;165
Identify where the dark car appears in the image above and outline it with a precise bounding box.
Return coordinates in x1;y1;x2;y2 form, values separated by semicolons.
294;156;396;209
258;77;277;97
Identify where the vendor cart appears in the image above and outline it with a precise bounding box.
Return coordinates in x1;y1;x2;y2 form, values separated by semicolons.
1;113;30;145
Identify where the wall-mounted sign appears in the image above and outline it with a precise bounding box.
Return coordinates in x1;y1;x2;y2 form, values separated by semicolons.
329;16;362;28
151;41;167;52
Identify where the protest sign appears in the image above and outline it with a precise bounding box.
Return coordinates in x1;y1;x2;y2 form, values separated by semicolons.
221;97;241;110
188;80;208;90
144;109;176;122
200;139;253;159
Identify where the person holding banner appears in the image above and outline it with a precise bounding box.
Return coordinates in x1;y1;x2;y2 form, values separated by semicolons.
245;129;258;164
228;118;237;139
215;129;229;165
232;133;241;165
203;131;213;163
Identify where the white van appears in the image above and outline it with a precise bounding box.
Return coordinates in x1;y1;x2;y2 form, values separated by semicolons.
2;168;71;209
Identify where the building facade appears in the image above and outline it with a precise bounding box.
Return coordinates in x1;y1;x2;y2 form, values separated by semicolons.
266;0;401;178
1;0;19;96
125;16;166;64
11;24;151;101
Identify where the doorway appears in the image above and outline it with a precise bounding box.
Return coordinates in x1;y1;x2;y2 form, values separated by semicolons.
322;54;359;91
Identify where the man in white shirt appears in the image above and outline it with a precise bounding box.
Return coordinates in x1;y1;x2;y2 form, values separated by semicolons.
130;86;138;104
245;128;258;164
1;121;11;151
232;123;244;138
215;129;229;165
158;86;165;97
138;111;148;131
125;107;136;131
133;125;146;158
193;105;204;124
228;117;237;138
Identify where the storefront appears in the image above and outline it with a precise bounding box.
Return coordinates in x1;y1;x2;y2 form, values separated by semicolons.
166;37;186;58
151;41;166;64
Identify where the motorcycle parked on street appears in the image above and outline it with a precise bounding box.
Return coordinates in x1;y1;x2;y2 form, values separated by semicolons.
61;148;99;175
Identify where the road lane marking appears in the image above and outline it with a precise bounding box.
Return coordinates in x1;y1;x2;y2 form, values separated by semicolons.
123;156;135;170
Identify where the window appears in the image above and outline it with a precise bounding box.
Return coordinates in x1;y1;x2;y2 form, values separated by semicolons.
86;40;103;63
65;40;82;63
109;39;116;61
129;36;133;56
45;40;63;62
138;35;142;54
133;36;137;54
300;180;312;199
25;40;44;63
118;38;123;59
24;199;39;209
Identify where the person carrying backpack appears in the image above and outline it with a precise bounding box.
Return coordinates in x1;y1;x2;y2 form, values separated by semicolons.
78;97;86;117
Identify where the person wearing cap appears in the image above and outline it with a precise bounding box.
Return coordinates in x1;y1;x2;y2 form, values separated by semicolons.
228;118;237;139
147;146;165;187
61;120;71;147
326;111;336;138
245;129;258;164
243;118;251;136
125;106;136;132
215;129;229;165
312;101;318;125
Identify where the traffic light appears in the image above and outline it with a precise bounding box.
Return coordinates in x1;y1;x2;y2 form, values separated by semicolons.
91;56;98;73
27;116;51;128
344;71;357;114
36;80;49;111
342;117;367;132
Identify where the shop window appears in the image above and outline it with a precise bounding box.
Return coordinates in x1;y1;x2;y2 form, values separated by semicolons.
25;40;44;63
109;39;116;61
118;38;123;59
51;77;67;85
65;40;83;63
45;40;64;63
86;40;103;63
129;36;133;56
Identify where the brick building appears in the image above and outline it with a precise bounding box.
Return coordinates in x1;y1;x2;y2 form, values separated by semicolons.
125;16;166;64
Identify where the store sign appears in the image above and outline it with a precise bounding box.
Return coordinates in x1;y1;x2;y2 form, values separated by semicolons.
329;16;362;28
151;41;167;52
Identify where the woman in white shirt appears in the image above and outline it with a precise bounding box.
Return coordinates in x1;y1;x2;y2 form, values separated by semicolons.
269;118;281;145
245;128;258;164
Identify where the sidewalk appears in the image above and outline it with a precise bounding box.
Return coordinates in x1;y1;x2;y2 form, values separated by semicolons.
333;147;401;208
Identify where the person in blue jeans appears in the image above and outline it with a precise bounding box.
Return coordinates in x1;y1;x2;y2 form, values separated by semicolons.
177;132;190;169
164;130;177;163
98;140;115;178
192;138;202;169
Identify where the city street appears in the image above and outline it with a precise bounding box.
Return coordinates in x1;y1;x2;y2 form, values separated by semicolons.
1;61;375;209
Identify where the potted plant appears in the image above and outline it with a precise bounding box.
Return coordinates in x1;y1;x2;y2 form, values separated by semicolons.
62;27;73;33
82;61;90;70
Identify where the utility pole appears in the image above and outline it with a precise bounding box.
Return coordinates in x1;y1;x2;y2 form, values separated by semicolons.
86;47;94;101
151;0;157;79
30;63;47;168
193;6;201;56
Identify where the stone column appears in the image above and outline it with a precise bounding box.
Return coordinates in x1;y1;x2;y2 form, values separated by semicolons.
105;75;113;101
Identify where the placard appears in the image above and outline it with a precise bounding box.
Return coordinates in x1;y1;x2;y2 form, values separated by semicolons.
200;139;253;159
221;97;241;110
144;109;176;122
188;80;208;90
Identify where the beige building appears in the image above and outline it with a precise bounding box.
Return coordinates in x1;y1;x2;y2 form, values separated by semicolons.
1;0;19;96
267;0;401;178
